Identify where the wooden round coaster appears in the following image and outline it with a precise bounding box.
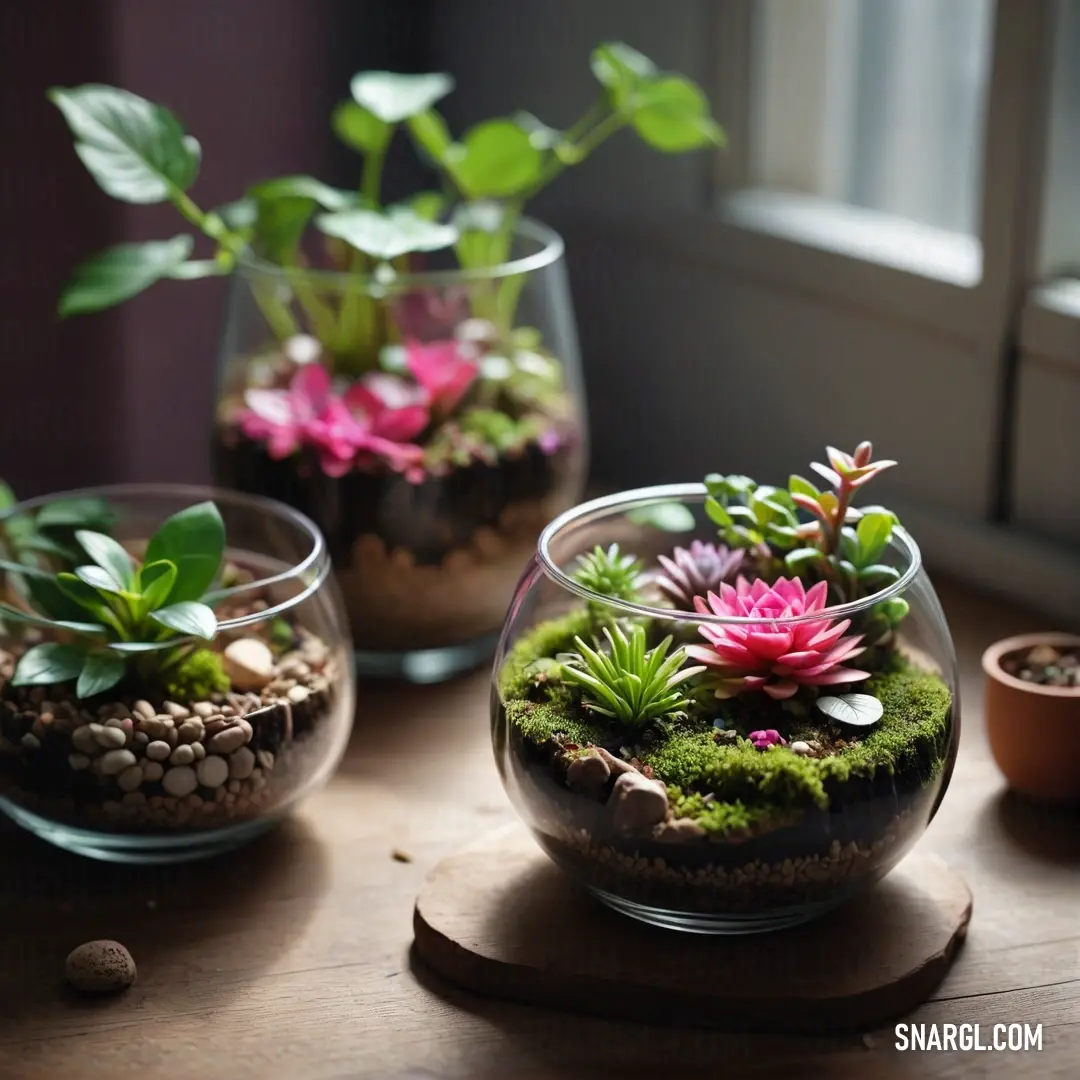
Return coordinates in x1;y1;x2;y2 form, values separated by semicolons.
413;823;972;1034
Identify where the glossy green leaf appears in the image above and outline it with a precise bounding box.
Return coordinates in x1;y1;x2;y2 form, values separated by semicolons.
631;77;725;151
788;474;821;500
405;191;447;221
75;564;125;595
590;42;657;106
76;529;135;588
784;547;823;574
11;642;86;687
56;571;116;615
77;651;126;698
247;176;355;264
138;559;178;612
445;120;544;199
167;260;227;281
857;564;901;584
29;573;102;622
144;501;225;603
213;197;257;230
49;84;200;202
511;110;565;151
58;236;194;317
247;176;354;210
350;71;454;124
332;100;391;153
816;693;883;728
856;511;894;565
35;497;115;531
150;600;217;640
316;206;458;261
704;496;732;528
626;503;695;532
0;482;16;512
0;602;104;636
407;109;454;163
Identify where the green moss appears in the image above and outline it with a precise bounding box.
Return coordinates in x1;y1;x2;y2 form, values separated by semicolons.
504;698;599;748
669;789;784;837
163;648;230;702
498;608;592;699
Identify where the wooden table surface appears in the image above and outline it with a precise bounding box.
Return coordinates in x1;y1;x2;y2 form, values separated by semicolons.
1;579;1078;1079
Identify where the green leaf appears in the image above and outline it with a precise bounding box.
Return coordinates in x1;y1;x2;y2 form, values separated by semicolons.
789;474;821;500
167;260;227;281
144;501;225;604
138;559;178;612
407;109;454;163
856;511;894;566
350;71;454;124
35;497;115;531
316;206;458;261
76;529;135;588
704;496;731;528
56;571;116;617
784;547;823;574
150;601;217;640
591;42;657;106
75;564;125;595
445;119;544;199
511;110;565;151
816;693;883;728
332;100;391;153
857;564;901;585
626;503;695;532
76;651;126;698
248;175;355;211
11;643;86;687
58;236;194;317
0;482;16;512
631;77;725;152
49;84;200;203
0;602;105;636
405;191;447;221
29;574;102;622
213;197;257;230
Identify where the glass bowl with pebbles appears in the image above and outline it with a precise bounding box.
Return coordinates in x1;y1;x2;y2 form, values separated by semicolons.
0;484;354;862
492;452;959;932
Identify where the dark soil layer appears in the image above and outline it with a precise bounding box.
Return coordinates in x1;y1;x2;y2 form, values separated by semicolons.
214;427;575;566
494;611;956;916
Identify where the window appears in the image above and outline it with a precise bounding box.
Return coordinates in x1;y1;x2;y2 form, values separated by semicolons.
750;0;994;236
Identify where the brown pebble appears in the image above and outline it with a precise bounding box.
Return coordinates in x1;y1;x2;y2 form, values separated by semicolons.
65;940;136;993
391;849;413;863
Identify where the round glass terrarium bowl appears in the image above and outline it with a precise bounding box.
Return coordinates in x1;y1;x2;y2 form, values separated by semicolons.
491;484;960;934
213;218;588;684
0;484;355;864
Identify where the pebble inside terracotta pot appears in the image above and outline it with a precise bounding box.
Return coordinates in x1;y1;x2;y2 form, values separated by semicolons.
983;633;1080;801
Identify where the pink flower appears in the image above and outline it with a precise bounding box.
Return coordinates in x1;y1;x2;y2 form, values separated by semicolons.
748;729;786;750
239;364;429;478
405;340;478;415
240;363;332;460
685;576;869;700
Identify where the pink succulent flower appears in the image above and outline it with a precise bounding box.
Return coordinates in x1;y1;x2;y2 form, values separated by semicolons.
748;729;786;750
239;363;429;478
405;340;478;415
685;576;869;700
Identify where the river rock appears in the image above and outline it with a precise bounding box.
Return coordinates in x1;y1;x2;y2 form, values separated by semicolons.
608;772;670;835
65;940;136;994
223;638;275;691
566;751;611;796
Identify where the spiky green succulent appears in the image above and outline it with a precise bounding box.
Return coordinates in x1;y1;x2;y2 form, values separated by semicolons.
560;622;705;725
571;543;644;603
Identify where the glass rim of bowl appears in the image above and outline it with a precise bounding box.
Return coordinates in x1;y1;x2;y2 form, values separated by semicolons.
0;482;331;653
233;215;565;293
537;482;924;627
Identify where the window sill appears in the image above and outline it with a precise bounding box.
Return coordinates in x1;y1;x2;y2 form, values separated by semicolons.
1019;278;1080;371
720;190;984;288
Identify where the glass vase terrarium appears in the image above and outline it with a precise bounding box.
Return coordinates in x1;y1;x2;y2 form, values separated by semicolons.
492;444;960;933
0;485;354;863
46;45;725;680
213;220;586;681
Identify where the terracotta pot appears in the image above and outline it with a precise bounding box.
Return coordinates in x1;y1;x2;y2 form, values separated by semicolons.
982;633;1080;800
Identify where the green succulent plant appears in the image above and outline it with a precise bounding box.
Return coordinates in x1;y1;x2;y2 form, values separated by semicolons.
571;543;644;603
0;501;228;699
561;622;704;725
